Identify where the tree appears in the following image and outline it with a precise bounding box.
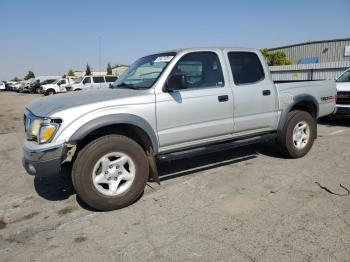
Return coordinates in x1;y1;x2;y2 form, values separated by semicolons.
261;48;292;66
85;64;92;75
68;69;75;77
12;77;21;82
106;63;112;75
24;71;35;80
62;74;67;79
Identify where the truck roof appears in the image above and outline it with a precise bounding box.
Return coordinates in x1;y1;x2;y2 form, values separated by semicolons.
155;47;260;54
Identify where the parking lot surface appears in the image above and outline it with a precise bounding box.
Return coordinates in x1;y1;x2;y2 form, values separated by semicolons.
0;92;350;262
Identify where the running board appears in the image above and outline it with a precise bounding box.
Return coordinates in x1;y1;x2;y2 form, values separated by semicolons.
157;133;276;161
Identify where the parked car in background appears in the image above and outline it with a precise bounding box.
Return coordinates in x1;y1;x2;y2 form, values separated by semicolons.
0;82;5;91
41;77;75;95
22;47;336;211
29;76;61;93
335;68;350;115
71;75;118;91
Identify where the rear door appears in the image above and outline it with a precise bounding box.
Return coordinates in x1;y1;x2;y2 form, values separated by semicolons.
156;51;234;150
226;51;278;133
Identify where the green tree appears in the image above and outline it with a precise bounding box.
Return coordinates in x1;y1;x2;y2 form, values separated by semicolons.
106;63;112;75
261;48;292;66
24;71;35;80
85;64;92;75
68;69;75;77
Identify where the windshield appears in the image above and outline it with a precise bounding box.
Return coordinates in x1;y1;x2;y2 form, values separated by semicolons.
73;77;83;84
337;70;350;83
112;52;176;89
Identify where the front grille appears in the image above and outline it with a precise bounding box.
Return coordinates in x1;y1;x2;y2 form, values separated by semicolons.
337;92;350;105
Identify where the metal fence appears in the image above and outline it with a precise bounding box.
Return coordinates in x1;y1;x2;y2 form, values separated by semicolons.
269;61;350;81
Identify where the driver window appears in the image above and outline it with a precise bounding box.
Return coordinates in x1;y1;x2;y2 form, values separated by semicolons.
170;52;224;89
83;77;91;84
337;71;350;83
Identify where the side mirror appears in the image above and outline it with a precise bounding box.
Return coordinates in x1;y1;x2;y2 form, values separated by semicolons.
57;83;61;86
164;74;187;92
109;83;113;88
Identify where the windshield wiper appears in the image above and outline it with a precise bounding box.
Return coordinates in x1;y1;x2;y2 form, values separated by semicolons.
114;83;147;90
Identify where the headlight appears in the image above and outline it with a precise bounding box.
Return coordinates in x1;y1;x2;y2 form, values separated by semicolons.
25;112;61;144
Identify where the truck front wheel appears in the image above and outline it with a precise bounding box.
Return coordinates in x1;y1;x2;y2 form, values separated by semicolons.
277;110;316;158
72;135;149;211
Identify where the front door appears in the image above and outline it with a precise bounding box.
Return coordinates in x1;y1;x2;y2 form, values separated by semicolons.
156;51;234;151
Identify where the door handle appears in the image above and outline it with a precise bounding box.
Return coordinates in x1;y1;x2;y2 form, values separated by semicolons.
218;95;229;102
262;90;271;96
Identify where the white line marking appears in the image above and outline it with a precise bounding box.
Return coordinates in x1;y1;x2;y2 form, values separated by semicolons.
330;130;345;135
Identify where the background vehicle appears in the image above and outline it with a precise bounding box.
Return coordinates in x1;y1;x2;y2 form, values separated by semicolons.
71;75;118;91
0;82;5;91
23;47;336;211
30;76;61;93
335;68;350;115
41;77;75;95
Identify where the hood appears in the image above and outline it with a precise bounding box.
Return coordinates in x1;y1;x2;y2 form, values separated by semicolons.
27;88;145;116
336;82;350;92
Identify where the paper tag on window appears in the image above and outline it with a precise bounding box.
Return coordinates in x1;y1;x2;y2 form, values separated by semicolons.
154;56;174;63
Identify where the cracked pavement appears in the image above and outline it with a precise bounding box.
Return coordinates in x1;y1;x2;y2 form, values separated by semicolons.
0;92;350;261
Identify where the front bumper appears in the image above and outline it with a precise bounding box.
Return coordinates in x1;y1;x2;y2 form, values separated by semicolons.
335;105;350;115
22;142;66;177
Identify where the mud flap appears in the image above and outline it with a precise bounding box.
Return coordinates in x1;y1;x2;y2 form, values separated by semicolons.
147;147;160;185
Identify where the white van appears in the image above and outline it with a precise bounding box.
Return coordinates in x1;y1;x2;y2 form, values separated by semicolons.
71;76;118;91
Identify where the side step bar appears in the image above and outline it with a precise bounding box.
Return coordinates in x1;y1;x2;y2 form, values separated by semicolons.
157;133;276;162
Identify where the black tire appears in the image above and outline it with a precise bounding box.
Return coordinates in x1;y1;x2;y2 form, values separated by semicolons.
72;135;149;211
46;89;55;96
277;110;316;158
35;87;41;94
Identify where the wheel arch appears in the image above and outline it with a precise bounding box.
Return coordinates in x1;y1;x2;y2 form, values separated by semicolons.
278;94;319;131
69;114;159;155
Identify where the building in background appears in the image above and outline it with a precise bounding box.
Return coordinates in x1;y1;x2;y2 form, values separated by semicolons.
269;38;350;81
112;65;129;77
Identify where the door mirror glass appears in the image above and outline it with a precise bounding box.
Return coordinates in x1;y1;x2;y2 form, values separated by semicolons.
165;74;187;92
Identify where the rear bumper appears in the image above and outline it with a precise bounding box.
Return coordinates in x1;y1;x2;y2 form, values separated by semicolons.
335;104;350;115
22;142;66;177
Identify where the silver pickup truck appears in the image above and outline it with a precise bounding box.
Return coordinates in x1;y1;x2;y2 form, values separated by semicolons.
22;47;336;211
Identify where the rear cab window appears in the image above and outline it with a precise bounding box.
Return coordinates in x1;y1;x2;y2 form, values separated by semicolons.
227;52;265;85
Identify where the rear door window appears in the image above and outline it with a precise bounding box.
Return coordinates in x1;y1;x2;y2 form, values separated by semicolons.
228;52;265;85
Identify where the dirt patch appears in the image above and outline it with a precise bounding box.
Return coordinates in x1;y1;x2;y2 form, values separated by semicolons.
74;236;87;243
58;206;77;216
0;219;7;230
11;211;40;224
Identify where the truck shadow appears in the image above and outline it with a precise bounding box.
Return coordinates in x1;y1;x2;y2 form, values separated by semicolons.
33;142;280;204
318;116;350;127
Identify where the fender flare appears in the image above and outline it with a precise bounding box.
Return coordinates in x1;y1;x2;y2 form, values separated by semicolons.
277;94;319;131
69;114;159;154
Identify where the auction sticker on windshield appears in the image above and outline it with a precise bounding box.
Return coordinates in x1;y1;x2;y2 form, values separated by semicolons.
154;56;174;63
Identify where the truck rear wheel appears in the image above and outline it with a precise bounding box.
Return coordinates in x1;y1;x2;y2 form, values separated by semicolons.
72;135;149;211
277;110;316;158
45;89;55;96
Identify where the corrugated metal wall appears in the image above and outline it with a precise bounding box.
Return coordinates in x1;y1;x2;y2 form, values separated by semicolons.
270;61;350;81
269;39;350;63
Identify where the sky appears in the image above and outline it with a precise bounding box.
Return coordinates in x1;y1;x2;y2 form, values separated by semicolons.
0;0;349;81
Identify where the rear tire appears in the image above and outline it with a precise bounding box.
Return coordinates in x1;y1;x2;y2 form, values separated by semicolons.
277;110;316;158
72;135;149;211
45;89;55;96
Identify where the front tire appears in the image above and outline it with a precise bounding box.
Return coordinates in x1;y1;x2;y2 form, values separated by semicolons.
72;135;149;211
277;110;316;158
